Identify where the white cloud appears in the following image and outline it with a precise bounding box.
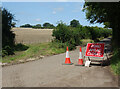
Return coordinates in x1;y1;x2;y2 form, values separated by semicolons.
52;7;64;14
35;19;41;22
52;11;56;14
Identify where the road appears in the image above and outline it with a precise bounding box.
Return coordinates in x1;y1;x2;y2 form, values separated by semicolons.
2;37;118;87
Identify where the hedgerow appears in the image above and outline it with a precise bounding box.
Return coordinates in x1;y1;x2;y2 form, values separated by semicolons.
52;23;112;50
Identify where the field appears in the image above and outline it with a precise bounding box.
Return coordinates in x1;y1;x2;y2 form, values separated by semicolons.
12;28;53;44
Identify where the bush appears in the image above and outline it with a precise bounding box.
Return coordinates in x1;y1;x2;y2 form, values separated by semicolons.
52;23;73;43
14;43;29;51
2;46;14;56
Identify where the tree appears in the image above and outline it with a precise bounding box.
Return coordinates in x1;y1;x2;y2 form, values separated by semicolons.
43;22;55;29
32;24;41;29
83;2;120;49
70;19;80;27
36;24;41;28
103;22;110;28
11;22;16;27
20;24;32;28
2;8;15;56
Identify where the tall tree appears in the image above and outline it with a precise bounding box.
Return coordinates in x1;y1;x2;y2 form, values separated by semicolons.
70;19;80;27
2;8;15;55
83;2;120;49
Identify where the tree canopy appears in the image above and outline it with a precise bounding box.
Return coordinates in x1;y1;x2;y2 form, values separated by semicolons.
70;19;80;27
2;8;15;56
83;2;120;49
43;22;55;29
32;24;42;29
20;24;32;28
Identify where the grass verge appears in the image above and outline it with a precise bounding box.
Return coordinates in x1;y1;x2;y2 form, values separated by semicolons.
110;48;120;75
2;37;110;64
80;39;94;46
2;42;66;63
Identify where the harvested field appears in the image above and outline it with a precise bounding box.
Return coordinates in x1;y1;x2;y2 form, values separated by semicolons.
12;28;53;44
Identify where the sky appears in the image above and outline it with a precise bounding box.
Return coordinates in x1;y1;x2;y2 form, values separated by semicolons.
2;2;105;27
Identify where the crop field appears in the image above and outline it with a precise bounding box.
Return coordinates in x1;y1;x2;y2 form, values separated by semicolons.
12;28;53;44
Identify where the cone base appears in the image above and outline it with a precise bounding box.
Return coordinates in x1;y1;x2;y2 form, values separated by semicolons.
62;63;73;65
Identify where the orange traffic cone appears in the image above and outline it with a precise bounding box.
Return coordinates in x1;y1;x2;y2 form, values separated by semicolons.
63;46;73;65
75;46;84;66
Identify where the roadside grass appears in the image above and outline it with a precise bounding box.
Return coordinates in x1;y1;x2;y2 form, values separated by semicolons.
2;37;111;64
2;39;96;63
2;42;66;63
81;39;94;46
110;48;120;75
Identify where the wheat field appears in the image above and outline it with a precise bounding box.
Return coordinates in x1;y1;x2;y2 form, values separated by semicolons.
12;28;53;44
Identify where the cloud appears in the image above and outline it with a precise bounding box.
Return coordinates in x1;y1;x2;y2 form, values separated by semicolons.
35;19;41;22
52;7;64;14
52;11;56;14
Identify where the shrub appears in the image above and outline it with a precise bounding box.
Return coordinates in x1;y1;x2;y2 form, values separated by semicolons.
52;23;77;50
52;23;72;43
14;43;29;51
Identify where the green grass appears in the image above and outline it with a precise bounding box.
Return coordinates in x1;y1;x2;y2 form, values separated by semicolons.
80;39;94;46
110;48;120;75
2;42;66;63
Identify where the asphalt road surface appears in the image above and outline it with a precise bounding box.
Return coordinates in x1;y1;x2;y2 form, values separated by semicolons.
2;37;118;87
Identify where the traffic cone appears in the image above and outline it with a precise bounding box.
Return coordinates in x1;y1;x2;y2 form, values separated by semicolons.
75;46;84;66
63;46;73;65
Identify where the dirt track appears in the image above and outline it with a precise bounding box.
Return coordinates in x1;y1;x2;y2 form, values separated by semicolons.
2;37;118;87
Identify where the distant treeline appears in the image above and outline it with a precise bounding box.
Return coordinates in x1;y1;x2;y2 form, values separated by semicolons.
20;19;106;29
20;23;55;29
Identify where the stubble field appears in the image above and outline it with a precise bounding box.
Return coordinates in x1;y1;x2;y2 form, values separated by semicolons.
12;28;53;44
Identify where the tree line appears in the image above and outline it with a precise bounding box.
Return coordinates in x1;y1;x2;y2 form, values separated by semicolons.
20;23;55;29
19;19;83;29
